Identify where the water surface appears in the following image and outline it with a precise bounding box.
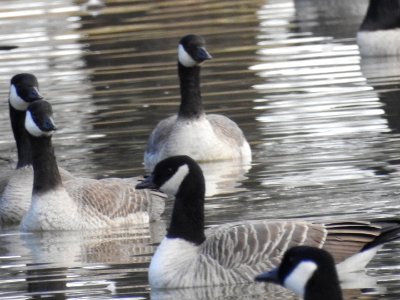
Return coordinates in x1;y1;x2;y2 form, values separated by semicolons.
1;0;400;299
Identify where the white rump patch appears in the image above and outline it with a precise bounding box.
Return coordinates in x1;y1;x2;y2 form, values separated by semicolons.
9;84;28;111
284;260;317;297
160;164;189;196
25;111;54;137
337;245;381;274
178;44;197;67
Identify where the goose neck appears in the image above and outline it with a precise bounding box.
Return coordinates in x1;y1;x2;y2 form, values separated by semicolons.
360;0;400;31
29;134;62;194
167;173;206;245
178;62;204;119
9;104;32;168
305;271;343;300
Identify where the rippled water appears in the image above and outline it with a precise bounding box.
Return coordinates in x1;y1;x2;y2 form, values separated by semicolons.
2;0;400;299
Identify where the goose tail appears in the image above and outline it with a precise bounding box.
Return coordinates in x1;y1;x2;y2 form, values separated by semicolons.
337;219;400;274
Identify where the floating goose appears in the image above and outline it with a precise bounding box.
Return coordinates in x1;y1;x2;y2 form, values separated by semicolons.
0;74;73;224
144;34;251;170
136;155;400;288
255;246;343;300
20;100;166;231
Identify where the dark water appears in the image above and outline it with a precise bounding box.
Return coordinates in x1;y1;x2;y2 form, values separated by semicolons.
1;0;400;298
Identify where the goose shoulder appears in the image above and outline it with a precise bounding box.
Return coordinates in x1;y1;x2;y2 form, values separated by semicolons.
207;114;249;146
146;115;177;154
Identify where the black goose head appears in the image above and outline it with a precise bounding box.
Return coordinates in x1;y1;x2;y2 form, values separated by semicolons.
136;155;205;197
255;246;342;300
9;73;43;111
178;34;212;68
25;100;57;138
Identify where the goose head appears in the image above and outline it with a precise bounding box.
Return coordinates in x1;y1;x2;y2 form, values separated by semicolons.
178;34;212;68
137;155;205;198
255;246;342;299
25;100;57;138
9;73;43;111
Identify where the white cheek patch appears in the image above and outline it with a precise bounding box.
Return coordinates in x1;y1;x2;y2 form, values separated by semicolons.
9;84;29;111
178;44;197;67
160;164;189;196
284;261;317;297
25;111;55;137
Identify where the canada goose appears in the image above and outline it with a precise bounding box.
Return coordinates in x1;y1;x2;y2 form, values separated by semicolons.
20;100;166;231
136;155;400;288
357;0;400;56
143;35;251;170
255;246;343;300
0;74;74;225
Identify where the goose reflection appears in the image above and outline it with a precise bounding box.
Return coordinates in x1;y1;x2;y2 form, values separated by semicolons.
0;222;165;298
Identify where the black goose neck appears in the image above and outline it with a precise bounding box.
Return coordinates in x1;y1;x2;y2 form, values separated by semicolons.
9;104;32;168
167;168;206;245
178;62;204;119
28;134;62;194
360;0;400;31
305;269;343;300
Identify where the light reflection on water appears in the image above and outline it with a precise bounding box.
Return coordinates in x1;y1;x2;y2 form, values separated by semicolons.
2;0;400;299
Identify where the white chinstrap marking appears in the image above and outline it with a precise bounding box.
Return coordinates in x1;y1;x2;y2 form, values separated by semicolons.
9;85;28;111
160;164;189;196
178;44;197;67
284;260;317;297
25;111;54;137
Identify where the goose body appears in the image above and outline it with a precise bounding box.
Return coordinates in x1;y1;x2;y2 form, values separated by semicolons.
20;100;166;231
0;74;73;225
357;0;400;56
136;155;400;288
255;246;343;300
144;35;251;169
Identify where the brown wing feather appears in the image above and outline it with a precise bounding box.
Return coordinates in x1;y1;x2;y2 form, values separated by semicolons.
202;220;389;274
322;221;382;263
64;177;154;219
202;220;326;271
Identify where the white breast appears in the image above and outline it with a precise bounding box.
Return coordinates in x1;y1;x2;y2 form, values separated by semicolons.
149;237;200;288
160;117;242;162
20;188;80;231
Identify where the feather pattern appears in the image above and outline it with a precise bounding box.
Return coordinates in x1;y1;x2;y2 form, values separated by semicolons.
137;156;400;288
149;219;397;288
20;100;166;231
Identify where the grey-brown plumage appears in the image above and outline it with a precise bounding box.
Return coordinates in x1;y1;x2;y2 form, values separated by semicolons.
144;35;251;169
0;73;74;225
136;156;400;288
20;100;166;231
65;177;166;223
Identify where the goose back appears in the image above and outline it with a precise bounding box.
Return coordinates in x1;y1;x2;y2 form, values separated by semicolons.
149;219;391;287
